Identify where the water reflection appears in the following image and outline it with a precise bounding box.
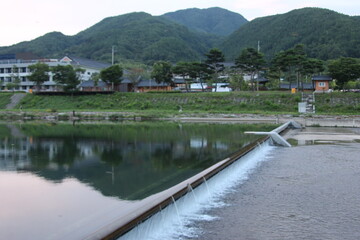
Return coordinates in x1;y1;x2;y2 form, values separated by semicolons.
0;122;274;200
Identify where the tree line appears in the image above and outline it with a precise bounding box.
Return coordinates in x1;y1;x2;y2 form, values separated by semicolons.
150;44;360;91
25;44;360;92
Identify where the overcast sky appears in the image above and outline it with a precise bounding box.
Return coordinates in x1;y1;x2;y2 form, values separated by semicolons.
1;0;359;47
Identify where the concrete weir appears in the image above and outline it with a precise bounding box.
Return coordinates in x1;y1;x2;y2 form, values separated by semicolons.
89;121;300;240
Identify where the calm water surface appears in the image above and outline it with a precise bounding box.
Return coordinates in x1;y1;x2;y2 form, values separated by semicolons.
0;121;274;239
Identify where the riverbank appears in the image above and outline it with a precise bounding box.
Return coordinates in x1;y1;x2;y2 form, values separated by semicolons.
2;91;360;116
1;110;360;127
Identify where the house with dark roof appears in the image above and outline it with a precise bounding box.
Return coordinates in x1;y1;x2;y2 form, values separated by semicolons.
79;80;112;92
312;75;332;92
60;56;111;82
279;82;315;91
137;79;172;92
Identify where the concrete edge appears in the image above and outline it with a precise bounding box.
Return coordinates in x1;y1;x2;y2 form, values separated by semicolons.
86;121;300;240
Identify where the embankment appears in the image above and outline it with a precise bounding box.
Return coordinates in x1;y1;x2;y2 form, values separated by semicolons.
0;91;359;121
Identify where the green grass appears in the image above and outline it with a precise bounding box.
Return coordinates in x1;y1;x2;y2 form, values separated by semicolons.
1;91;359;116
16;91;303;114
0;93;13;109
315;92;360;115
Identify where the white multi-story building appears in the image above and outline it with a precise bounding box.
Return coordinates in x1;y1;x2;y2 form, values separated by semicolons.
0;54;110;92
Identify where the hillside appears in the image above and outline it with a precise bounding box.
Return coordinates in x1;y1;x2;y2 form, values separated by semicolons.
162;7;248;36
1;7;360;63
0;32;77;59
0;12;216;63
221;8;360;60
66;12;215;63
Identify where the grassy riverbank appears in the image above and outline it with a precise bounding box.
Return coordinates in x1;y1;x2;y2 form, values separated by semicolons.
1;91;360;117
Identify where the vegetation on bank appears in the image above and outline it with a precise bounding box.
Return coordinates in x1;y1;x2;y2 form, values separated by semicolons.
13;92;301;114
0;91;358;116
315;92;360;114
0;93;12;109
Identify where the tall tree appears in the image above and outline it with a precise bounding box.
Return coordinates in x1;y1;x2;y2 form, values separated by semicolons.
188;62;212;91
235;47;266;91
204;48;225;91
9;65;21;91
52;65;84;92
172;62;193;92
151;61;173;85
28;62;50;91
301;58;325;85
126;67;145;92
328;57;360;89
271;44;308;91
100;65;123;90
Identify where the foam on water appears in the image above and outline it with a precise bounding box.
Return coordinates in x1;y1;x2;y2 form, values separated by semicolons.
119;142;275;240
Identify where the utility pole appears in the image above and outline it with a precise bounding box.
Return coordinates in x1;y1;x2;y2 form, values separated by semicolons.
111;46;116;65
257;41;260;91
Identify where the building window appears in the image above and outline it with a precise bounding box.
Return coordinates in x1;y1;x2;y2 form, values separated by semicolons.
21;77;26;82
0;68;4;73
6;68;12;73
318;82;326;87
21;67;27;73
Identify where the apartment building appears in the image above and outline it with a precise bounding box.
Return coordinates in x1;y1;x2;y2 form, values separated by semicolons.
0;53;110;92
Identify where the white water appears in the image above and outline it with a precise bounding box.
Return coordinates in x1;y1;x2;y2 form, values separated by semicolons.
119;142;275;240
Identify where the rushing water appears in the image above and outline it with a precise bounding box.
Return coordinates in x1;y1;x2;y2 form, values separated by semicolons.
0;121;275;239
120;143;276;240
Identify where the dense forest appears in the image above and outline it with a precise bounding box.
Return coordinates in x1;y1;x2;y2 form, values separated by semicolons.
162;7;248;36
222;8;360;60
0;12;217;63
0;7;360;63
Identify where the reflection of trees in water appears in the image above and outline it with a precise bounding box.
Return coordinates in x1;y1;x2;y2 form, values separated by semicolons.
100;143;123;166
0;123;271;199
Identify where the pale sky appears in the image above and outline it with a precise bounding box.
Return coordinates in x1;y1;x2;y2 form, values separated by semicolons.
1;0;359;47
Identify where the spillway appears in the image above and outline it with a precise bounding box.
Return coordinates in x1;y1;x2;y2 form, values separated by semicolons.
90;121;299;240
119;143;275;240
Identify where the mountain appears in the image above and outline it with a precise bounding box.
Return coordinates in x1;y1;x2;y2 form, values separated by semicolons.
162;7;248;36
0;32;77;59
66;12;217;63
0;12;217;63
221;8;360;60
1;7;360;64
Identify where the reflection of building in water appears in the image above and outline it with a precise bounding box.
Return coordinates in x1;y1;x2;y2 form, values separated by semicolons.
213;141;228;150
0;137;64;171
0;135;231;172
190;138;208;148
0;137;32;170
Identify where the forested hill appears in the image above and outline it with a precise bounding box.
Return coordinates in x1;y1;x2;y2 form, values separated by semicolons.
1;7;360;63
221;8;360;60
0;32;76;59
65;12;215;63
162;7;248;36
0;12;218;63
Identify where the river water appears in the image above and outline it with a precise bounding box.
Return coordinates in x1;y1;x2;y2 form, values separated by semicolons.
0;121;275;240
192;127;360;240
